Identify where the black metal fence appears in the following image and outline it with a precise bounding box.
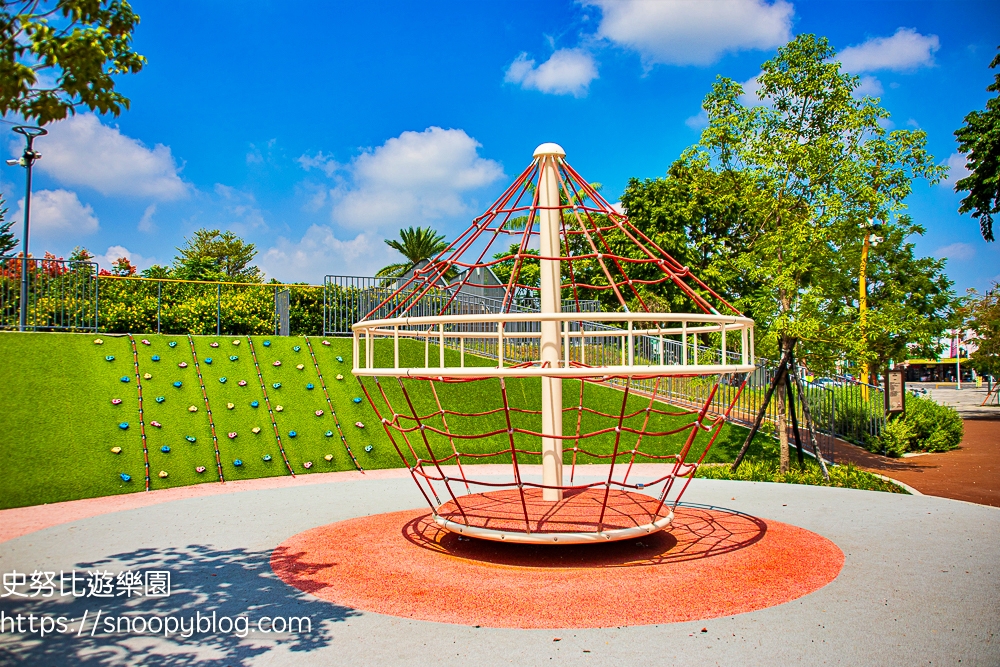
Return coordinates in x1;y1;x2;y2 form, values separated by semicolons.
0;256;98;331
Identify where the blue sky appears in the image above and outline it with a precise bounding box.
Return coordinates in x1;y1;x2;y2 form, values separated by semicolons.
2;0;998;293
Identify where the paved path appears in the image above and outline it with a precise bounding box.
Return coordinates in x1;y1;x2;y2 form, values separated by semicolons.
912;383;1000;420
0;470;997;666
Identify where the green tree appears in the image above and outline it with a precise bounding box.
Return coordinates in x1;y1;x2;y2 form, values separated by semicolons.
0;194;15;256
954;47;1000;242
1;0;146;125
173;229;262;282
377;226;453;279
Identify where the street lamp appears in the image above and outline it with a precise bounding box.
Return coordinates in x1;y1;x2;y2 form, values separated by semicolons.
7;125;47;332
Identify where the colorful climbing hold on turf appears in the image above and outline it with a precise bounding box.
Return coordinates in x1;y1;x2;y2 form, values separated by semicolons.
186;436;196;442
143;373;152;380
219;377;227;384
303;461;313;469
355;422;364;429
262;454;272;461
364;445;373;453
229;355;238;361
204;358;213;364
227;402;235;410
335;374;344;380
159;470;168;478
228;432;237;439
322;340;330;346
263;340;271;347
178;362;188;368
105;355;115;361
288;431;297;438
120;473;131;482
173;381;182;388
324;454;333;462
306;383;314;390
119;422;129;430
293;346;301;352
120;376;130;383
273;360;281;367
250;400;259;408
141;339;150;346
252;427;261;434
210;342;219;348
325;430;333;437
336;356;343;362
238;380;247;386
111;447;122;454
272;382;281;389
353;397;362;404
155;396;165;403
111;398;122;405
188;405;198;412
151;421;162;428
315;410;324;416
233;459;243;466
161;445;171;453
94;339;103;345
275;405;284;412
196;466;206;473
168;341;177;348
296;364;305;370
232;339;240;346
152;355;160;361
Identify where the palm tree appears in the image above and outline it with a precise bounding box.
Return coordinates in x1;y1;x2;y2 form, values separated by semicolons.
376;226;454;279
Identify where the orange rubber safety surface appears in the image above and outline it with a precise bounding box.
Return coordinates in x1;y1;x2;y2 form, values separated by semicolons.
271;506;844;628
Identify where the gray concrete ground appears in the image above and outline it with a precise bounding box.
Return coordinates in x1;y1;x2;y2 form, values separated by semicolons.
912;382;1000;419
0;474;997;667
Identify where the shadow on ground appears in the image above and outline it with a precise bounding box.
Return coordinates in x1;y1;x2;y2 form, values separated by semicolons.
0;544;357;666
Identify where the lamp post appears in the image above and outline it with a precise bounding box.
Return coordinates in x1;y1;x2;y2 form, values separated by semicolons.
7;125;47;332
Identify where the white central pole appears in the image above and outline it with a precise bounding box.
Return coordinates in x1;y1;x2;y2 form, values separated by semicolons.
535;143;565;502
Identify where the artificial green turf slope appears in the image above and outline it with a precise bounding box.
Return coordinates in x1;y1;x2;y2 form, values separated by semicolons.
0;332;755;510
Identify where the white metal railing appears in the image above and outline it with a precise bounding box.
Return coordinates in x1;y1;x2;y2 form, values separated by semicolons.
352;312;755;378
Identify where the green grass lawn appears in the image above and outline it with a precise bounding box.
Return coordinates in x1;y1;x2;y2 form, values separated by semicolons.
0;331;900;510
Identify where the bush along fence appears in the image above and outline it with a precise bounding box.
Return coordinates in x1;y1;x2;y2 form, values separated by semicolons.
1;261;901;458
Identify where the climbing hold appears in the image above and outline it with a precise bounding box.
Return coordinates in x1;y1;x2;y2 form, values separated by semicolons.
306;383;314;390
204;358;213;364
233;459;243;466
151;421;162;428
141;339;150;346
364;445;373;453
185;436;196;443
152;355;160;362
227;432;237;439
219;377;227;384
293;346;301;352
173;381;182;388
94;339;103;345
263;340;271;347
250;400;259;408
161;445;171;453
336;356;343;362
159;471;168;478
355;422;365;429
273;360;281;367
155;396;165;403
178;362;188;368
238;380;247;386
315;410;324;417
322;340;330;346
111;398;122;405
335;374;344;381
143;372;152;380
288;431;297;438
188;405;198;412
262;454;272;461
120;376;130;383
324;430;333;437
353;397;362;404
195;466;206;473
303;461;313;469
296;364;305;370
120;473;131;482
227;402;235;410
210;342;219;348
119;422;129;430
251;427;261;434
111;447;122;454
168;341;177;348
324;454;333;462
232;340;240;346
229;355;238;361
105;355;115;361
275;405;284;412
272;382;281;389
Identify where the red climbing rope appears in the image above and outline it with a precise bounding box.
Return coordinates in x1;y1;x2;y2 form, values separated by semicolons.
126;334;151;491
246;337;295;476
186;335;225;483
304;336;362;472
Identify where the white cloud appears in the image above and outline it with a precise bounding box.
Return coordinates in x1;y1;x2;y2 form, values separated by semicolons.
258;226;384;282
329;127;504;231
138;203;157;233
504;49;598;96
24;114;188;200
838;28;939;73
298;152;341;177
940;152;971;186
15;189;98;238
92;245;157;272
855;75;884;97
211;184;268;234
738;73;765;106
587;0;793;66
685;109;709;129
934;242;976;262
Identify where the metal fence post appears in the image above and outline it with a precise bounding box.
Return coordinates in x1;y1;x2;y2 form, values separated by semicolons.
94;271;100;333
216;283;221;336
157;280;161;334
